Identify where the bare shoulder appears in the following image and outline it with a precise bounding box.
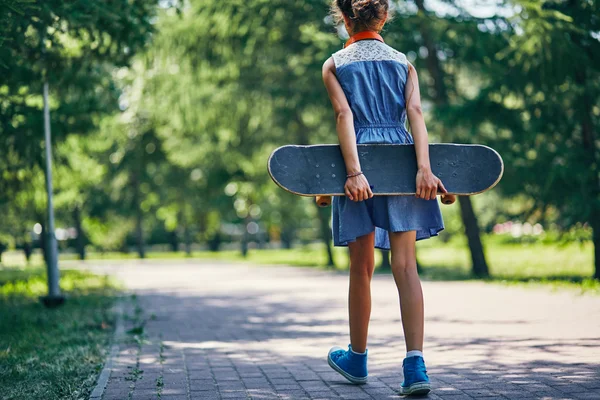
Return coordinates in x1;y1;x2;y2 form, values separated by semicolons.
322;57;335;74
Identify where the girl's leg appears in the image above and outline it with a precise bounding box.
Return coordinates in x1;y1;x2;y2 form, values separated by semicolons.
388;230;423;351
347;232;375;353
327;232;373;384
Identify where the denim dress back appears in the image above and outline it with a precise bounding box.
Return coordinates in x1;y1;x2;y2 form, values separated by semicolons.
330;39;444;249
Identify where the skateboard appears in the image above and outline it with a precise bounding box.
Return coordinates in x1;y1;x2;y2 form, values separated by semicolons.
267;144;503;206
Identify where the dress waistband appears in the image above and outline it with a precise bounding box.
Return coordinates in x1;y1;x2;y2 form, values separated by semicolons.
354;122;404;129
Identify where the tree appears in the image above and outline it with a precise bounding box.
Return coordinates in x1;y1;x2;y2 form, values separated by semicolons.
453;0;600;278
0;0;158;263
131;0;342;261
0;0;157;167
384;0;513;276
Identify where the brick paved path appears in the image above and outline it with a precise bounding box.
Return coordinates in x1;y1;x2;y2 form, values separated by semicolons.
91;260;600;400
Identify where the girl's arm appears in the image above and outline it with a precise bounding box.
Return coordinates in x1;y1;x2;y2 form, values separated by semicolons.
322;57;373;202
405;63;447;200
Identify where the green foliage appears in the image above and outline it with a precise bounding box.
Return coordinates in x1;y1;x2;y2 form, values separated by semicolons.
0;267;119;399
1;0;599;277
450;0;600;231
0;0;158;255
0;0;157;171
95;0;343;252
386;0;600;275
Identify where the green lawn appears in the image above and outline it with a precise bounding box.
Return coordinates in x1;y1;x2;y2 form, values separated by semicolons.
416;239;594;280
415;238;599;293
0;267;119;400
2;236;597;292
2;246;354;267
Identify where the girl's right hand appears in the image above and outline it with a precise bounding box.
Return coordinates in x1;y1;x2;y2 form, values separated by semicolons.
416;167;447;200
345;174;374;202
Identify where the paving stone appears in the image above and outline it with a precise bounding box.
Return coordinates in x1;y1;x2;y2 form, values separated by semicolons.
89;261;600;400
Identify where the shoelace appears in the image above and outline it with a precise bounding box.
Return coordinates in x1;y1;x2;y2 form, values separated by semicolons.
331;350;346;361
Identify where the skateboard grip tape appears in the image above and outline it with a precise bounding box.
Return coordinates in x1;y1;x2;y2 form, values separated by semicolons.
316;196;332;207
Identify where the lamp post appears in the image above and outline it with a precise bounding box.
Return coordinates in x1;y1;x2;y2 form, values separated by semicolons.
40;77;64;307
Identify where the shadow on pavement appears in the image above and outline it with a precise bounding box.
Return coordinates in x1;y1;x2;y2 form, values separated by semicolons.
110;288;600;400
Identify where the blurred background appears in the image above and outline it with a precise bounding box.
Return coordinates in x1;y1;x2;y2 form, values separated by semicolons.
1;0;599;283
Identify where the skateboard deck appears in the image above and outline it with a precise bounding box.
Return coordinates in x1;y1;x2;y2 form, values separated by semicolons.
268;144;503;198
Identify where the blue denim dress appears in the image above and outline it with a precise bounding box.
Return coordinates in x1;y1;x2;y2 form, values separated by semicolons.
331;39;444;250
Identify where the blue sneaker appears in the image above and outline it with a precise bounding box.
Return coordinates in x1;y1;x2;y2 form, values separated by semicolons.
327;345;368;384
399;356;431;395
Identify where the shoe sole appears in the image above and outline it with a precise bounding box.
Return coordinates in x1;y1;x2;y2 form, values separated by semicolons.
398;382;431;396
327;354;367;385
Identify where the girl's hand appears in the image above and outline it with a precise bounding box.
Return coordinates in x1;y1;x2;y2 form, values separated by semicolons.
416;167;447;200
345;174;374;202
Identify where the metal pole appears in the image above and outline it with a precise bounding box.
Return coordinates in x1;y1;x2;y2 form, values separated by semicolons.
41;81;64;307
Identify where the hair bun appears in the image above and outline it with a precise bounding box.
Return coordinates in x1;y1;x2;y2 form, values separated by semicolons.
332;0;388;30
351;0;375;20
350;0;387;27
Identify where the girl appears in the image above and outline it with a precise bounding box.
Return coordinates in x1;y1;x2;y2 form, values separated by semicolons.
322;0;446;395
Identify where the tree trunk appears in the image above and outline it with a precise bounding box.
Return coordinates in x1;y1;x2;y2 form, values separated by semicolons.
241;217;250;258
573;67;599;279
415;0;448;107
458;196;489;277
73;206;86;260
183;224;192;256
379;249;391;271
132;175;145;259
241;232;249;257
280;223;294;249
593;217;600;280
316;203;335;267
23;241;32;263
169;231;178;252
208;232;221;252
0;242;7;264
135;211;145;259
414;0;489;277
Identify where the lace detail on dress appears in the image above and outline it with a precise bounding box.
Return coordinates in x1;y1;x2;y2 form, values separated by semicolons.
333;40;408;68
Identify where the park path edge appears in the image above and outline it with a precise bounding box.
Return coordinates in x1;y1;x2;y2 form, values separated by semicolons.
89;299;126;400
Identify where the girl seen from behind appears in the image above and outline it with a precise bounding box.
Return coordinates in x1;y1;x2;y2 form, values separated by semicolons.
322;0;446;395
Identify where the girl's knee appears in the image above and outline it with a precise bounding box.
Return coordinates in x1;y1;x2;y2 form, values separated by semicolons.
350;259;375;278
391;255;417;272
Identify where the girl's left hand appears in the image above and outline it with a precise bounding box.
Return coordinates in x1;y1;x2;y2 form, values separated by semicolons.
416;167;447;200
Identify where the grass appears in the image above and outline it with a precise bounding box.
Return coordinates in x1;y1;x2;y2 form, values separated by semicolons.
415;238;599;294
2;236;598;294
417;237;593;278
2;246;354;268
236;238;598;293
183;240;595;293
0;267;120;400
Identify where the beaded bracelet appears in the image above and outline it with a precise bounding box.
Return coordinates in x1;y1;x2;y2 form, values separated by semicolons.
347;171;364;178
